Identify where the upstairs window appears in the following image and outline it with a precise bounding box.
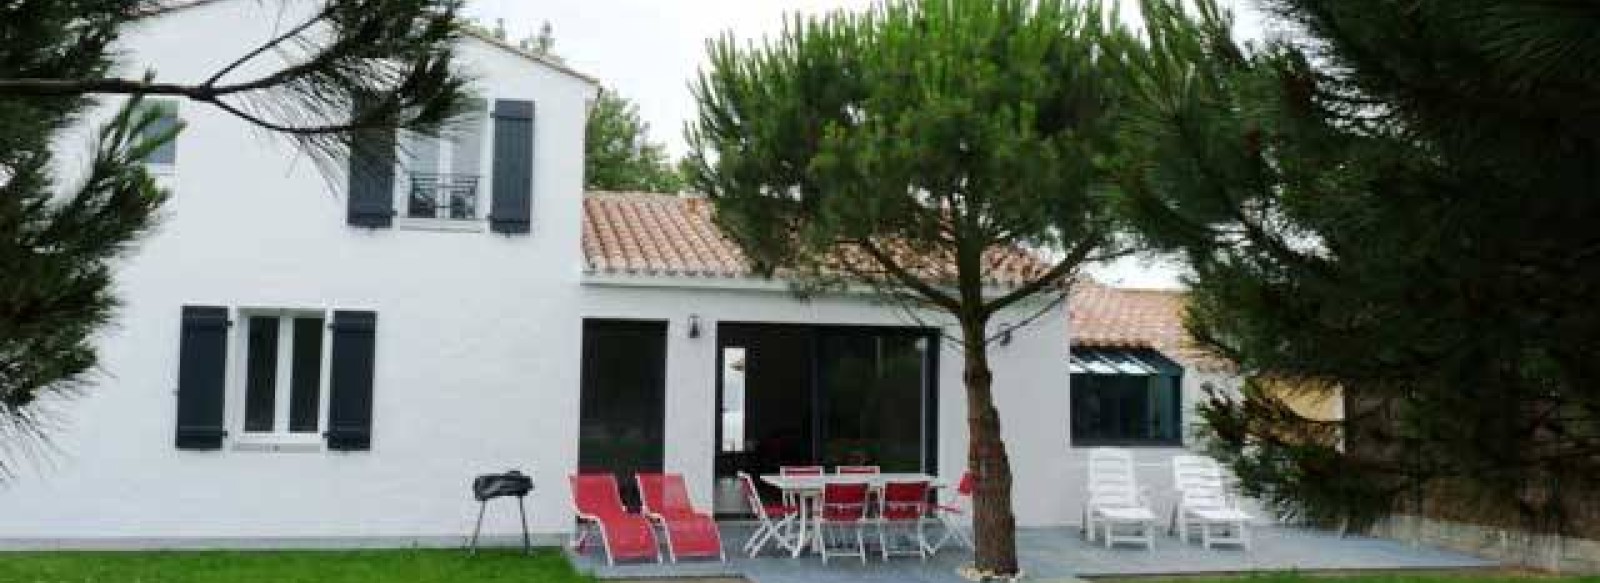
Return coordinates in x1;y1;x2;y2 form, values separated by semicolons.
400;98;487;221
346;98;533;233
137;99;180;168
1070;348;1183;446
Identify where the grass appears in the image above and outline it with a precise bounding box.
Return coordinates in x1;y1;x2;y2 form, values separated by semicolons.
0;548;593;583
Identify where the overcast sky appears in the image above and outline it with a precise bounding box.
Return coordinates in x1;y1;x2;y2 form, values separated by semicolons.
463;0;1269;288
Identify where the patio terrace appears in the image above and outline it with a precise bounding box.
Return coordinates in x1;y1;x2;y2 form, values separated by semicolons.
567;523;1496;583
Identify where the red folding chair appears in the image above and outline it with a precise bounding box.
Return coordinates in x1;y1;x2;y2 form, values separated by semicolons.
569;474;661;565
779;466;824;507
834;465;881;475
818;481;871;564
878;480;932;560
929;471;974;553
737;471;798;557
636;473;726;563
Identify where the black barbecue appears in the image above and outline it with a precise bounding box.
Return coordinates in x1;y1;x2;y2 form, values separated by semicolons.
469;470;533;555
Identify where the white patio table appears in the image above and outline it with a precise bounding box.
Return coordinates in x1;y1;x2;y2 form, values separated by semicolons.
760;472;946;559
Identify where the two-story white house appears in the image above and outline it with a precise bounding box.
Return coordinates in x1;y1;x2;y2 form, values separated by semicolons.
0;0;1084;548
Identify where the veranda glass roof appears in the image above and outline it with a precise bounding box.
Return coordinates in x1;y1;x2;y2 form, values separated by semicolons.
1068;347;1182;376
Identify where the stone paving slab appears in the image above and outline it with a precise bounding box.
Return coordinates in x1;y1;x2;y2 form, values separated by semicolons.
568;523;1496;583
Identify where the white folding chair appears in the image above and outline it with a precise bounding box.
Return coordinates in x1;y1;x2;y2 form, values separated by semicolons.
1083;448;1157;549
736;471;798;557
1171;455;1253;550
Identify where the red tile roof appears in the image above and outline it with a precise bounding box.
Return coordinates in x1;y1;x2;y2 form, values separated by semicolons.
581;192;1050;286
1069;280;1230;370
583;192;749;277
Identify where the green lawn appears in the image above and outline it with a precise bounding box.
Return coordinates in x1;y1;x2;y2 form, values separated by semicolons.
0;549;592;583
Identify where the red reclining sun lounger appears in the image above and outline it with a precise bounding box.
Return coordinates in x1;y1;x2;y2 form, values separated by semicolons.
570;474;661;565
636;472;726;563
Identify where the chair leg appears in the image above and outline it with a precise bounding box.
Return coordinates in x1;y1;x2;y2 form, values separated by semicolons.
569;522;591;554
820;522;830;565
856;523;867;565
660;519;678;564
878;521;890;561
742;523;760;555
916;517;929;561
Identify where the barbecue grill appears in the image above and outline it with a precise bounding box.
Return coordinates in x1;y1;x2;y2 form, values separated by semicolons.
469;470;533;555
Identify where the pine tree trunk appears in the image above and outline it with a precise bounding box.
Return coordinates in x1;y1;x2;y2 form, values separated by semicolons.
961;317;1019;576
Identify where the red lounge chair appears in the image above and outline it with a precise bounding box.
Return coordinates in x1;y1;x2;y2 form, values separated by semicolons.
569;474;661;565
636;473;726;563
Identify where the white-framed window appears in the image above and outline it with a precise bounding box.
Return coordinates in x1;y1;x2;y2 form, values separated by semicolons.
398;98;489;223
230;308;331;446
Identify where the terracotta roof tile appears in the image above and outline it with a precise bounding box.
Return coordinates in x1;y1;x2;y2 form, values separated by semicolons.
1069;280;1232;371
582;191;1048;286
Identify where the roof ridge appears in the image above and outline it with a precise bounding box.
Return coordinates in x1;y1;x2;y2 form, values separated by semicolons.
584;190;686;199
136;0;600;87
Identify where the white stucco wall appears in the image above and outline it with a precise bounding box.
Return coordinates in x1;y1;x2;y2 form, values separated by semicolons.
0;1;597;543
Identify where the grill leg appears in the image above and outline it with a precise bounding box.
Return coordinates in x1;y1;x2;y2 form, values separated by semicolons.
518;497;531;555
470;501;488;555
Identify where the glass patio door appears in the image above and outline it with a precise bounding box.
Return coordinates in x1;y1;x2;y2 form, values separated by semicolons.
714;323;937;515
817;330;932;472
579;319;667;508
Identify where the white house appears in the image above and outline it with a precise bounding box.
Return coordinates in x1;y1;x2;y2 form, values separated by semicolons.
0;0;1073;548
0;0;1263;549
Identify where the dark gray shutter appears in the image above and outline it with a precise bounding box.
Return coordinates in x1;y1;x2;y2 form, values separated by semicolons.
326;310;377;451
347;129;396;228
175;306;229;449
488;99;534;234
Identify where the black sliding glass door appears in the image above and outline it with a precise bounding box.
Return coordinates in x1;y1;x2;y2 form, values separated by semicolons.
818;331;931;471
579;319;667;508
714;323;938;514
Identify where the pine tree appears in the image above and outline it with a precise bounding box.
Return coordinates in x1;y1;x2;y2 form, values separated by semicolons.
586;88;682;193
1117;0;1600;536
688;0;1137;573
0;0;474;468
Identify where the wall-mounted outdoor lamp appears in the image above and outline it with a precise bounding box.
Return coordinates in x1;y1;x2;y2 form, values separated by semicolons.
687;314;703;339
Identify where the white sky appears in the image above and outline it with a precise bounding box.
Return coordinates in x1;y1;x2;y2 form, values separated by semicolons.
464;0;1268;289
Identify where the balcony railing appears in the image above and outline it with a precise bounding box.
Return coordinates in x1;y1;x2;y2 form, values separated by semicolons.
407;172;480;220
